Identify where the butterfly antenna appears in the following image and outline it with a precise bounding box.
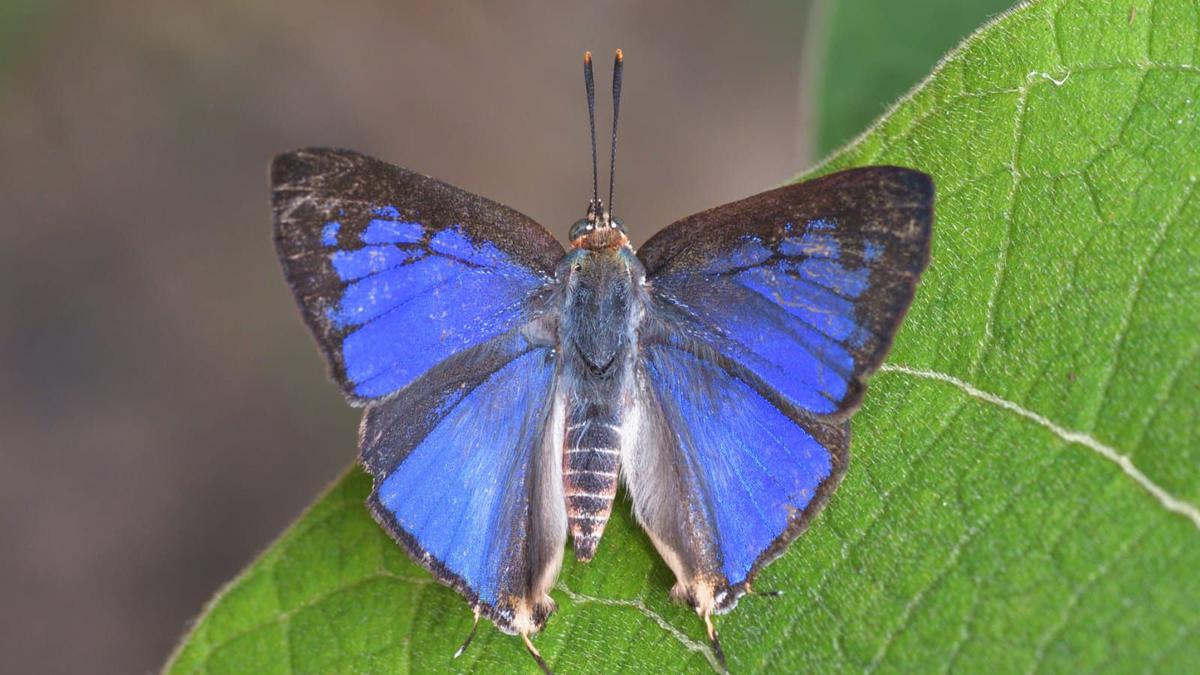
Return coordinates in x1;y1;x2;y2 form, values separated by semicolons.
452;608;481;659
607;48;624;218
522;632;554;675
583;51;600;219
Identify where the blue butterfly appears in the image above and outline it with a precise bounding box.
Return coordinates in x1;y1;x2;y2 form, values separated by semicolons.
272;51;932;671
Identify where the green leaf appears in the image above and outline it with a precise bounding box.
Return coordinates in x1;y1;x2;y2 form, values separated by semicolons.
812;0;1017;155
167;1;1200;672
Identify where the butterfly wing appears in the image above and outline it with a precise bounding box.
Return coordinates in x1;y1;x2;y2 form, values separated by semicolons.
272;148;569;632
627;344;849;614
627;167;932;612
360;333;566;635
638;166;933;417
272;147;564;403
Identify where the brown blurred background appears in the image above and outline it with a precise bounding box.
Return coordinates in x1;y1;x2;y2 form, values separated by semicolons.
0;2;822;673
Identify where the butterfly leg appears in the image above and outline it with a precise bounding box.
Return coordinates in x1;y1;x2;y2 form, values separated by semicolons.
703;609;728;672
522;632;554;675
452;607;482;659
746;583;784;598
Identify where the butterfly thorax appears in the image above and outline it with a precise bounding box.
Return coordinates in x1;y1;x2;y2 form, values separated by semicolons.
557;244;645;561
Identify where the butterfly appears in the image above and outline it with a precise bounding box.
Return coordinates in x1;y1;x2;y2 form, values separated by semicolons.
272;50;932;671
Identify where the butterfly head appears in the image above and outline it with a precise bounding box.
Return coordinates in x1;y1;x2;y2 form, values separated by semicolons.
574;49;628;251
570;199;628;249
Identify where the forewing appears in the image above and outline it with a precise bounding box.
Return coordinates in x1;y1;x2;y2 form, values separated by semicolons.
360;333;566;634
272;147;565;403
638;167;933;416
624;343;848;612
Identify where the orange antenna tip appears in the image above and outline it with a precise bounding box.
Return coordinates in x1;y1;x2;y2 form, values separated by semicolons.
584;51;592;64
615;48;623;62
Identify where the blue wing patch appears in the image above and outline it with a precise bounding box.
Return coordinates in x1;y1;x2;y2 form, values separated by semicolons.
642;344;838;585
374;348;554;606
319;213;547;398
640;166;934;417
652;218;874;414
358;334;566;634
272;148;565;404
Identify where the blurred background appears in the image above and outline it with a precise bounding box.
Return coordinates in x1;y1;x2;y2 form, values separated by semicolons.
0;1;1010;673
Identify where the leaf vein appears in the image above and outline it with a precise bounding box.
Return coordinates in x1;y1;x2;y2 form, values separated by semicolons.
189;571;432;672
1086;180;1197;430
1026;520;1159;674
865;412;1058;672
756;397;973;671
880;363;1200;529
554;582;722;673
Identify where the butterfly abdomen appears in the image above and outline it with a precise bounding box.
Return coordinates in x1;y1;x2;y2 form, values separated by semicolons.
563;398;622;561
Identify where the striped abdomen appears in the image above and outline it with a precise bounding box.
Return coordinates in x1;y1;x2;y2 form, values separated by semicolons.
563;400;622;561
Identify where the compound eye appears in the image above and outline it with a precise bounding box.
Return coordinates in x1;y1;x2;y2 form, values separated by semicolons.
569;218;591;240
610;216;627;233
